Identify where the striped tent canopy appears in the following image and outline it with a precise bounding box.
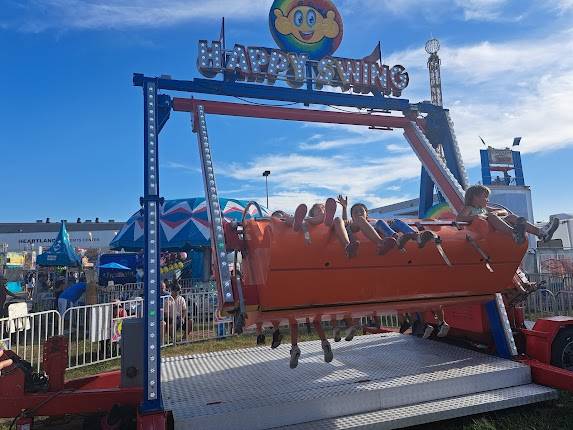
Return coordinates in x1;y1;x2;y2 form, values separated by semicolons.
109;198;267;251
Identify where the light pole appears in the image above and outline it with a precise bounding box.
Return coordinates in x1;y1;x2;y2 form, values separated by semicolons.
262;170;271;208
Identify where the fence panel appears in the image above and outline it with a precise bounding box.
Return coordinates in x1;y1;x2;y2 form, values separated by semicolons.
524;288;557;319
165;291;232;345
97;282;144;303
0;310;60;372
61;298;143;370
556;291;573;316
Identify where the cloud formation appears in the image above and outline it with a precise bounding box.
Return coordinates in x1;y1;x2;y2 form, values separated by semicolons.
2;0;271;31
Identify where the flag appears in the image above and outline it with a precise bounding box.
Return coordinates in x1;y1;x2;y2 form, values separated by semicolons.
512;137;522;146
363;41;381;64
219;17;226;51
479;136;486;146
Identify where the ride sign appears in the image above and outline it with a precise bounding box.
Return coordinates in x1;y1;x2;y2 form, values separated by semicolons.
196;0;409;97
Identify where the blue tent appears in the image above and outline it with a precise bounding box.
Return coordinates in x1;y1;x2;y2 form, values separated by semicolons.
99;262;132;270
36;222;82;267
110;197;267;251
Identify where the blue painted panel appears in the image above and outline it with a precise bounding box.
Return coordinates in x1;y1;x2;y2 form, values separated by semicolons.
485;300;511;359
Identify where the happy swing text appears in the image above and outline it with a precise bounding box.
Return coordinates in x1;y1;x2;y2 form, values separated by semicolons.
197;41;410;97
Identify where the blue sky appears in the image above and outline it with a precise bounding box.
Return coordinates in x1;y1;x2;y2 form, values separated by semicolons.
1;0;572;223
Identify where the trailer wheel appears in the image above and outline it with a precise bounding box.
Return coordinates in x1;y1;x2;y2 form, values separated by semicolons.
551;327;573;371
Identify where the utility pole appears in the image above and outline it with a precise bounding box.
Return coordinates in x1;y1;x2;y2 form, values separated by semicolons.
262;170;271;208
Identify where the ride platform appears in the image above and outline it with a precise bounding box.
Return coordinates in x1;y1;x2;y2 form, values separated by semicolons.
161;333;557;429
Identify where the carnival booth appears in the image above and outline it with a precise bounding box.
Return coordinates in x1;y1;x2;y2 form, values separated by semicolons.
34;221;82;311
110;197;267;284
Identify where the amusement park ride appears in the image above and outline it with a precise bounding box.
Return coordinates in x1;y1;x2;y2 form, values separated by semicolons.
2;1;573;429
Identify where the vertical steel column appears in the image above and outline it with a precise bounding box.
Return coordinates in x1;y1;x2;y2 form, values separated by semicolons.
480;149;492;185
194;106;234;304
141;78;163;412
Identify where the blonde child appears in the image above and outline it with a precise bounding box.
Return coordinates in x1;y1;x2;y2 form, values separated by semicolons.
457;185;559;244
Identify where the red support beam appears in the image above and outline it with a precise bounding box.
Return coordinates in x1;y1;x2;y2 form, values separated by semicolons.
172;98;425;130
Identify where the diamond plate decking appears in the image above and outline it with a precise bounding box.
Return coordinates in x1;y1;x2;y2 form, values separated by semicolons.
161;333;556;430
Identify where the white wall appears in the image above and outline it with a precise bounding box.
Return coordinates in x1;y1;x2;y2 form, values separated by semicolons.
0;230;118;252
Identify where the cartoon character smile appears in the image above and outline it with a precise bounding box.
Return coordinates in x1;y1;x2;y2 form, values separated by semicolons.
269;0;344;60
274;6;339;44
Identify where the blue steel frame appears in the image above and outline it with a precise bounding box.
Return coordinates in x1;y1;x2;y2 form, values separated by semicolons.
132;73;468;412
139;77;171;413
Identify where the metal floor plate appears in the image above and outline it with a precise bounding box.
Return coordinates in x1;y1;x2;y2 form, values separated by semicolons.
278;384;557;429
161;333;542;430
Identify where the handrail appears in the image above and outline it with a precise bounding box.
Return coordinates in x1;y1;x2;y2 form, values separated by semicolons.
241;200;265;224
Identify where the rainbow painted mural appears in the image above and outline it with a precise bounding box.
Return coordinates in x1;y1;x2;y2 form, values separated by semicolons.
423;202;456;220
269;0;344;60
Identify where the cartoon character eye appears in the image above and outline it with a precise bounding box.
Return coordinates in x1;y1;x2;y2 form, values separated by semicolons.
307;10;316;27
294;10;303;27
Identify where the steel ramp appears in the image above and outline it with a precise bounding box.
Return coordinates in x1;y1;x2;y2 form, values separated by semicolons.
161;333;556;430
279;384;556;429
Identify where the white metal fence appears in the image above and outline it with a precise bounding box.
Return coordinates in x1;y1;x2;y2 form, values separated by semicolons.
62;298;144;369
97;282;144;303
0;309;60;372
523;273;573;318
1;291;232;372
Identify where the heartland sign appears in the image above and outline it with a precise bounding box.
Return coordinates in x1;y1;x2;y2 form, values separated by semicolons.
196;41;410;97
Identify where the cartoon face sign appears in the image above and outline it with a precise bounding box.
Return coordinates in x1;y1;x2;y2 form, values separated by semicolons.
269;0;344;60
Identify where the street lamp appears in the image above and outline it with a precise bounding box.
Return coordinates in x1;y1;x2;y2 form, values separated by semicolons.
262;170;271;208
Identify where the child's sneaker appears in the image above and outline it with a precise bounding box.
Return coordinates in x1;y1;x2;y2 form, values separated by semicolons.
256;334;266;345
271;329;283;349
417;230;436;248
289;345;301;369
399;319;411;334
345;325;358;341
345;241;359;258
422;324;434;339
293;204;307;232
437;322;450;338
540;217;559;242
377;237;397;255
321;340;334;363
397;233;414;251
333;327;342;342
324;198;337;227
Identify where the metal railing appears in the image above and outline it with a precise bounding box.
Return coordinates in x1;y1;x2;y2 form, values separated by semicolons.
1;291;232;371
61;298;144;369
0;309;61;372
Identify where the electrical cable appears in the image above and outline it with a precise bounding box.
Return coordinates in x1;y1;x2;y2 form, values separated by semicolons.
233;96;298;107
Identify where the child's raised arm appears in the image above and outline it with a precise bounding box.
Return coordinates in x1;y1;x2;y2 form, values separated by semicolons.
337;195;348;221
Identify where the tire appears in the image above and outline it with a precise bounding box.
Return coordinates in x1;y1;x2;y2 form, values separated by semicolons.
550;326;573;371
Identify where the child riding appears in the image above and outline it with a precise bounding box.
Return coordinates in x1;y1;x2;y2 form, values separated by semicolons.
457;185;559;244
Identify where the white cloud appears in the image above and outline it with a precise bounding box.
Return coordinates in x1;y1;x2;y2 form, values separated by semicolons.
4;0;271;31
554;0;573;12
220;153;420;209
340;0;517;22
383;30;573;169
454;0;509;21
162;161;201;173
